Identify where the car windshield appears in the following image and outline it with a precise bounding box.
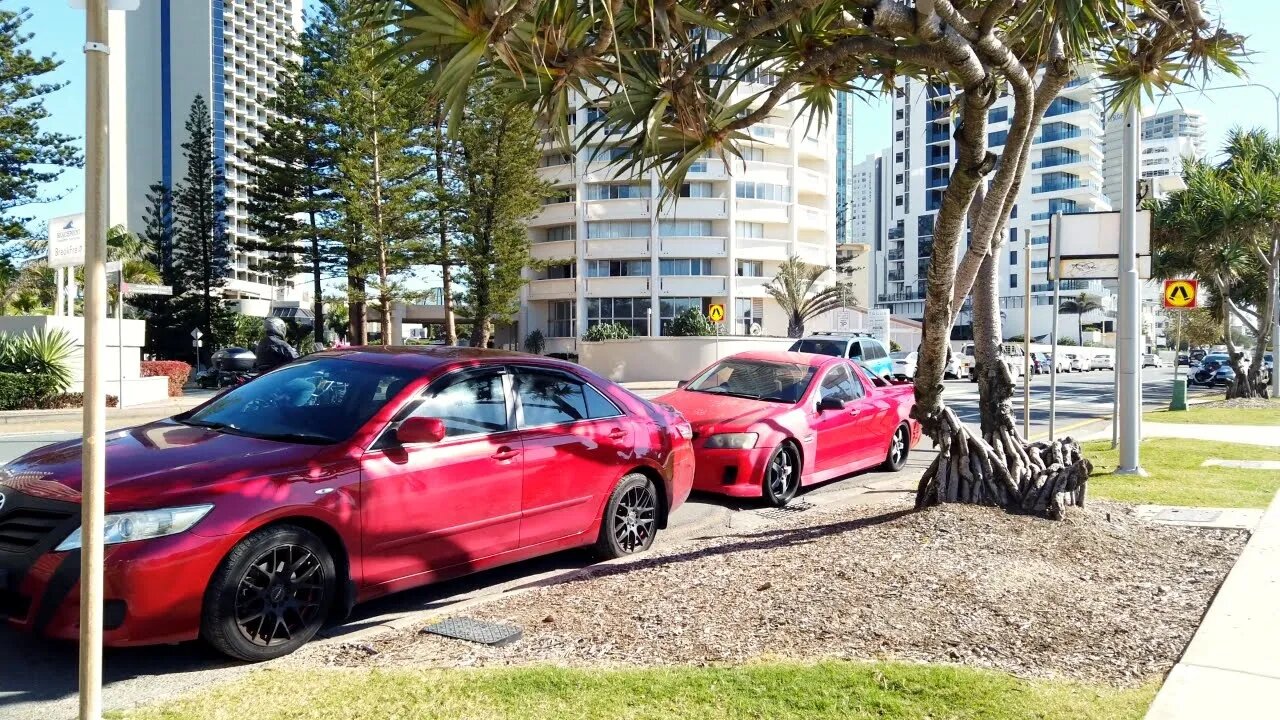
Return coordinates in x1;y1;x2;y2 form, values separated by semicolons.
890;351;912;360
685;359;817;403
788;338;847;357
178;358;420;444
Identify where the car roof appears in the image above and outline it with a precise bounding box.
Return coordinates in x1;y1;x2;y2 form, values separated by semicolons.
728;350;842;368
308;345;555;372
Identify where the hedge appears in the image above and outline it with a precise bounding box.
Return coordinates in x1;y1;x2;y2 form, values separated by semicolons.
0;372;60;411
141;360;192;397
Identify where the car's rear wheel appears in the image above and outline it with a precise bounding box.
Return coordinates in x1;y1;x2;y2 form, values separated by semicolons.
880;424;911;472
202;524;336;662
763;444;801;507
595;473;659;559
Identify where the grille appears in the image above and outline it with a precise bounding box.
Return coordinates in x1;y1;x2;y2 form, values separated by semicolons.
0;508;75;553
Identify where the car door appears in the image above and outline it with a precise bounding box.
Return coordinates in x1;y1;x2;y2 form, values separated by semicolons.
845;361;894;465
512;366;634;548
359;368;523;589
810;364;862;473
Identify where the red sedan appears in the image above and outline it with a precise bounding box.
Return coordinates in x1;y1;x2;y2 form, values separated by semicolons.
0;348;694;660
657;351;920;506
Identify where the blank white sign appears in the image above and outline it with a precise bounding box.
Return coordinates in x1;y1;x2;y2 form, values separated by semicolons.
1054;210;1152;257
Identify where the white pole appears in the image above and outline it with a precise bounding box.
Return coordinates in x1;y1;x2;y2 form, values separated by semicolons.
117;272;124;407
1049;213;1062;440
1023;230;1032;438
80;0;109;718
1116;104;1145;474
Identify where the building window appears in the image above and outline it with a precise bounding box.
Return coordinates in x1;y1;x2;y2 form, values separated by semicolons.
740;147;765;162
677;182;715;198
895;173;904;185
1009;227;1018;244
735;297;761;335
545;262;576;279
659;258;711;275
737;260;764;277
988;107;1009;124
547;300;575;337
587;220;649;238
1011;204;1018;219
659;219;713;236
659;297;704;334
585;183;651;200
896;109;904;120
735;182;791;202
895;130;904;141
736;221;765;238
895;195;903;206
587;297;652;336
587;259;650;277
1009;274;1018;289
988;129;1008;147
544;187;576;205
1010;250;1018;265
539;152;571;167
895;151;904;163
543;225;575;242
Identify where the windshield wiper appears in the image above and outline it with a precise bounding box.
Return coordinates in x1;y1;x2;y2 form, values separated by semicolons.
178;419;231;432
690;387;763;401
244;431;336;445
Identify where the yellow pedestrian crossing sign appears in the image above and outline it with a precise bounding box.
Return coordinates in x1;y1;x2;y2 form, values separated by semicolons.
1163;279;1198;309
707;304;725;322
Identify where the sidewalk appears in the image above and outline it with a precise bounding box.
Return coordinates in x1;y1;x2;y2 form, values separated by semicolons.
1079;422;1280;447
0;390;215;433
1145;489;1280;719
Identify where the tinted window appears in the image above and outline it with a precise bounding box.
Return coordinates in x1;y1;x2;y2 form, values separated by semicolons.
819;365;865;402
583;382;622;419
413;372;509;437
789;339;847;357
849;341;864;359
181;358;419;444
515;369;610;426
865;342;886;360
686;359;817;403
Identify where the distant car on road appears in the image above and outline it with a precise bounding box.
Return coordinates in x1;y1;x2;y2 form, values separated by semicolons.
659;351;921;507
1063;353;1085;372
1191;354;1235;386
1143;353;1165;368
1089;352;1115;371
0;348;695;660
1177;352;1190;366
967;344;1025;382
787;332;894;379
1031;352;1054;375
890;350;917;379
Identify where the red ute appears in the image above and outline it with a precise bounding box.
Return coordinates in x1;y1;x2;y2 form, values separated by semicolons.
657;351;921;506
0;348;694;660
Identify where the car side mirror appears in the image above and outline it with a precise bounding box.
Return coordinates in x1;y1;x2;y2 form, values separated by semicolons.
818;397;845;412
397;417;446;444
677;380;688;389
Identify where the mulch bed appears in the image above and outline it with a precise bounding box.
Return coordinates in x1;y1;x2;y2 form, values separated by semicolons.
296;500;1245;687
1189;398;1279;411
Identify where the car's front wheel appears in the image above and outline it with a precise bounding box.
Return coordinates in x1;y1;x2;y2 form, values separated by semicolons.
595;473;659;559
762;444;801;507
202;524;337;662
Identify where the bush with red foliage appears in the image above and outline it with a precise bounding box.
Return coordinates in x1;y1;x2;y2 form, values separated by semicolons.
140;361;192;397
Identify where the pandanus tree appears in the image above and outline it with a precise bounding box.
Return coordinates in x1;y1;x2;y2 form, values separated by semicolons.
767;255;857;338
1058;293;1104;347
1152;128;1280;399
366;0;1241;518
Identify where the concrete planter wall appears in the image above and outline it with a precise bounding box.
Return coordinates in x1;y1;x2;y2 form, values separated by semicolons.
581;336;796;384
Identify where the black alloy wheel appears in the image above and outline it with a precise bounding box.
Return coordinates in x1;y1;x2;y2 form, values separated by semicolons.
596;473;659;559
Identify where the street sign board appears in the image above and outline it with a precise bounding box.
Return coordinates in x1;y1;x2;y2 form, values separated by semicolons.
835;307;852;331
1163;279;1198;309
707;304;725;322
124;283;173;296
1049;210;1152;280
191;327;204;340
47;214;85;268
868;308;891;347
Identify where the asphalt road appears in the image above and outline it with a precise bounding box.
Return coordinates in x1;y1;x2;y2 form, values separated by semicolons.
0;365;1205;718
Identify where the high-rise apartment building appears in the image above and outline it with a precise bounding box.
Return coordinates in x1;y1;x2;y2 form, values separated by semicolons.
520;86;837;354
877;75;1112;340
834;152;888;307
109;0;306;305
1102;108;1206;200
835;91;858;245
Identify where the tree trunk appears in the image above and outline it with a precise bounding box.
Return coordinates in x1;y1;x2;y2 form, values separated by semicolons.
309;206;324;344
433;103;458;346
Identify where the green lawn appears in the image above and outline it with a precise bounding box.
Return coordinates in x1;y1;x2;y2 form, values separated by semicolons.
112;662;1155;720
1086;438;1280;508
1143;403;1280;426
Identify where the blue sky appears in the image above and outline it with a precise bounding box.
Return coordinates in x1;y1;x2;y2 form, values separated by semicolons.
17;0;1280;227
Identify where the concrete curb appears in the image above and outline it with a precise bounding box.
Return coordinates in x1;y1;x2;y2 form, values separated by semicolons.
1144;488;1280;720
0;398;205;425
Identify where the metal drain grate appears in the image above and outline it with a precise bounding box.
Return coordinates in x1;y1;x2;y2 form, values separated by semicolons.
755;499;816;520
422;617;523;647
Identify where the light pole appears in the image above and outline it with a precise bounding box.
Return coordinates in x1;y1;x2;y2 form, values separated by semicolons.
1116;104;1145;475
1023;230;1032;438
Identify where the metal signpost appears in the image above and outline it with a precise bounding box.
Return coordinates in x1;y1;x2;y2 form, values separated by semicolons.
192;327;205;371
1049;214;1062;440
1116;106;1145;476
1023;230;1032;438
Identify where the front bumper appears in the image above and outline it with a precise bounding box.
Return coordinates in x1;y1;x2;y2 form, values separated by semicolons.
0;490;236;647
690;445;776;498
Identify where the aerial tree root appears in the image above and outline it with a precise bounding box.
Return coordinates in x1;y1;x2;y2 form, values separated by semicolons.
915;407;1091;520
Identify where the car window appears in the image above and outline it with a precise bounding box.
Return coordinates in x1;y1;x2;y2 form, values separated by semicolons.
412;372;509;437
789;338;847;357
512;369;622;426
819;364;865;403
890;351;911;360
685;359;817;403
864;342;883;360
848;341;863;359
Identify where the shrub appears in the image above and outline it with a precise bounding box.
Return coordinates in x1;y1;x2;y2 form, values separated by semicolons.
583;323;631;341
0;372;59;411
1057;336;1079;346
27;392;119;410
667;308;716;337
140;360;192;397
890;340;902;352
0;327;76;393
524;329;546;354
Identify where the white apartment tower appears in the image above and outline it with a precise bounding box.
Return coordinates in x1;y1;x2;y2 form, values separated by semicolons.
109;0;305;304
521;84;838;352
1102;108;1207;200
877;76;1112;340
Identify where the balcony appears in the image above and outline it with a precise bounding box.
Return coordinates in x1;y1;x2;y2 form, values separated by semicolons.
926;148;950;167
585;198;650;221
879;290;926;303
797;135;831;158
659;236;727;257
797;205;827;231
794;239;827;265
925;172;950;190
1030;235;1049;246
735;198;789;224
887;272;905;282
887;250;904;261
686;158;727;180
735;236;791;262
585;276;650;297
585;236;650;259
734;275;770;297
528;278;577;300
927;125;951;144
530;201;576;227
796;168;827;195
538;163;576;186
658;197;728;219
660;275;728;296
530;239;577;262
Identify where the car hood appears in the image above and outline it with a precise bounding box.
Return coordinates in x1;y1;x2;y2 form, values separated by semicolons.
655;389;795;435
1;420;335;510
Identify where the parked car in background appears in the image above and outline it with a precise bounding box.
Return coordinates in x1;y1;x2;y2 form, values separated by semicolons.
1191;354;1235;386
968;344;1025;382
659;352;921;507
788;332;894;379
1063;353;1085;372
1177;352;1190;366
1031;352;1054;374
945;354;963;379
0;348;694;660
890;351;918;379
1089;352;1115;371
1143;353;1165;368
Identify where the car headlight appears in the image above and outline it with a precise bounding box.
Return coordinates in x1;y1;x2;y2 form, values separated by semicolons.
55;504;214;552
703;433;759;450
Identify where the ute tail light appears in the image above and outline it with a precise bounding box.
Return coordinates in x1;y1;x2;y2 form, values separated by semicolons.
655;402;694;440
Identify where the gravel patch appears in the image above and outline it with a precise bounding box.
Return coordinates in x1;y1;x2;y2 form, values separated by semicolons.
294;501;1245;687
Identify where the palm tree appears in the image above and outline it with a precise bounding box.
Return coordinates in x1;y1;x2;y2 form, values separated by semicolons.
765;255;856;338
1058;293;1104;346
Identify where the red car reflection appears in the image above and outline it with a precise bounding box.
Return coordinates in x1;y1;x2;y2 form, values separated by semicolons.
0;348;694;660
657;351;920;506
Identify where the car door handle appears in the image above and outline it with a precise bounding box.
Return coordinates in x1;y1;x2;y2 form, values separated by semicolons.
491;446;520;461
607;428;627;440
847;407;861;416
